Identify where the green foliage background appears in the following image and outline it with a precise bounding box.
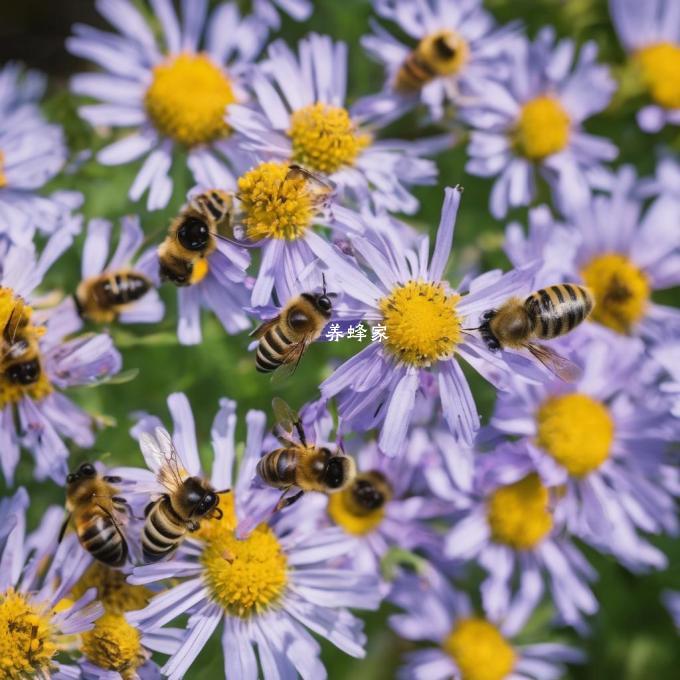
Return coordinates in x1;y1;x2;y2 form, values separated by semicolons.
1;0;678;677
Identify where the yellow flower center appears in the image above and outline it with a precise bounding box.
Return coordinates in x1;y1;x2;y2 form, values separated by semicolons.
326;472;392;536
190;257;210;285
0;151;7;188
288;102;371;174
580;253;650;333
0;287;51;409
635;42;680;109
536;393;614;477
0;589;56;680
71;563;152;616
515;96;571;160
81;613;144;680
237;161;325;241
379;280;462;367
145;53;236;147
199;494;288;618
487;474;553;550
443;617;516;680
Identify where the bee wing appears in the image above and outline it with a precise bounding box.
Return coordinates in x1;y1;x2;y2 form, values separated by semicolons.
272;397;299;434
286;164;334;192
526;343;582;383
249;315;281;340
269;335;314;384
4;299;26;344
139;427;187;492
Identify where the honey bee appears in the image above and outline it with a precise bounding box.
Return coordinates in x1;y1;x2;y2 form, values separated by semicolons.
340;471;393;516
257;398;356;511
60;462;130;567
74;270;152;323
1;298;41;386
140;427;228;562
478;283;594;381
395;30;469;92
250;276;334;377
158;189;235;286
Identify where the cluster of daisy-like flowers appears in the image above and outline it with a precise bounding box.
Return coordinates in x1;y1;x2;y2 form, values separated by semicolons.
0;0;679;679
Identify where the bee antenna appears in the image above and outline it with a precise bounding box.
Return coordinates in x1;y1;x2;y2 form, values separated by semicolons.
321;272;327;295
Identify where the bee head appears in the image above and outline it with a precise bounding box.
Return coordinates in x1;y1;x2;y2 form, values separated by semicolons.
323;454;355;490
177;217;210;251
185;477;219;517
67;462;96;484
433;34;456;60
315;294;333;315
351;475;388;511
5;359;40;385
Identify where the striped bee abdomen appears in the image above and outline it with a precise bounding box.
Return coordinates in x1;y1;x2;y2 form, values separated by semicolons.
81;515;128;567
256;449;298;488
524;284;594;339
255;326;293;373
142;497;186;562
95;273;150;307
395;53;437;91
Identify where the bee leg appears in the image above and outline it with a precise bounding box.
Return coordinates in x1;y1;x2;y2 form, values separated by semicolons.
58;513;72;543
276;490;304;512
212;507;223;520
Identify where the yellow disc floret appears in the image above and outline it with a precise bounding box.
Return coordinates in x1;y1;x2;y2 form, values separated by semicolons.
580;253;650;333
0;589;56;679
71;563;152;616
200;494;288;618
0;151;7;188
380;280;462;367
635;42;680;110
327;492;386;536
238;161;321;240
0;287;51;409
145;53;236;147
487;474;553;550
536;393;614;477
443;617;516;680
515;96;571;160
81;613;144;680
288;103;371;174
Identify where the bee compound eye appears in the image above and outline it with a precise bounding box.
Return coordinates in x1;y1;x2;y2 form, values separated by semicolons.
66;473;76;484
178;217;210;251
317;295;332;312
79;463;96;477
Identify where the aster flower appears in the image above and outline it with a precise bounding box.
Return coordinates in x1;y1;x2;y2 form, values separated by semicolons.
64;215;165;327
67;0;267;210
228;33;440;215
313;186;544;453
231;158;364;307
123;392;381;680
653;341;680;417
0;62;82;243
70;562;182;680
609;0;680;132
360;0;520;122
635;155;680;202
0;487;103;679
442;444;598;631
0;227;122;484
462;26;617;218
490;331;678;571
388;563;584;680
503;167;680;341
